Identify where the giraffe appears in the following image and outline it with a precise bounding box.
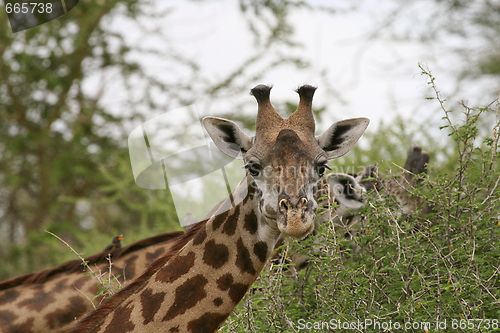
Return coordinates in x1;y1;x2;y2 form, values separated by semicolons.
68;84;369;333
327;144;434;247
0;231;183;333
354;144;433;215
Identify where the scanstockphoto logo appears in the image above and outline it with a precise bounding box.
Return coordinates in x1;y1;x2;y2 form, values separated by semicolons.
128;105;247;228
4;0;79;33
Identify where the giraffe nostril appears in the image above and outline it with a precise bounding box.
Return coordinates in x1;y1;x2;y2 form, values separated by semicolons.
299;197;308;209
279;199;289;212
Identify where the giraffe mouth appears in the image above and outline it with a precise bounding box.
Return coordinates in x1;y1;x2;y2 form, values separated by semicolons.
277;209;315;239
277;218;314;239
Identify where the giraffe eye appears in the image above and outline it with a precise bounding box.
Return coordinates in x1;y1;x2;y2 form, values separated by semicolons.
245;162;262;177
316;164;330;177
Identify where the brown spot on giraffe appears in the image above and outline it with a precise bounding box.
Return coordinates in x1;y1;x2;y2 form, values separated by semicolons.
18;286;54;312
215;273;249;304
11;318;35;333
0;310;17;327
51;278;68;293
228;283;250;303
0;289;19;306
203;240;229;269
235;237;256;275
108;304;135;332
216;273;233;291
222;205;240;236
162;274;208;322
187;312;230;333
110;265;123;278
192;226;207;245
71;276;88;290
253;241;268;262
212;208;230;231
140;288;166;325
244;210;258;234
156;251;196;284
122;255;139;280
145;248;165;262
45;297;88;329
213;297;223;307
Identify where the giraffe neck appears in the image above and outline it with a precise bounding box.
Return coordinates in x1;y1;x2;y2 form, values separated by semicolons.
71;175;280;333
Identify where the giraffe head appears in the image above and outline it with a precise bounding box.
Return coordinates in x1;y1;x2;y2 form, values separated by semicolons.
203;84;369;239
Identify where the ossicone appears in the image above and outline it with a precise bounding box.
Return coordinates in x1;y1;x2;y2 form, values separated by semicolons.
295;84;317;103
250;84;273;103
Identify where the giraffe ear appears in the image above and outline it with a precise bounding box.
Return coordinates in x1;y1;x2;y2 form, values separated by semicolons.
326;173;365;213
317;118;369;160
326;173;366;218
203;117;254;160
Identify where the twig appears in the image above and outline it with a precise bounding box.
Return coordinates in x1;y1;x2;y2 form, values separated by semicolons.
74;287;96;310
44;230;97;277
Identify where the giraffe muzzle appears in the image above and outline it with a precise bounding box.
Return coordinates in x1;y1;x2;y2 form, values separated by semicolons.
277;197;315;239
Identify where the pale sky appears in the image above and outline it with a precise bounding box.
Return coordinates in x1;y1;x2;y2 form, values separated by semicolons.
85;0;498;144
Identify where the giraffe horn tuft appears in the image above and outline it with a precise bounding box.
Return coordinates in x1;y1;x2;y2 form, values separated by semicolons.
288;84;317;134
250;84;273;103
295;84;317;103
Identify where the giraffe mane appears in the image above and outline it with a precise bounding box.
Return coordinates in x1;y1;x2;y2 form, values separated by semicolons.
0;231;184;291
69;219;208;333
